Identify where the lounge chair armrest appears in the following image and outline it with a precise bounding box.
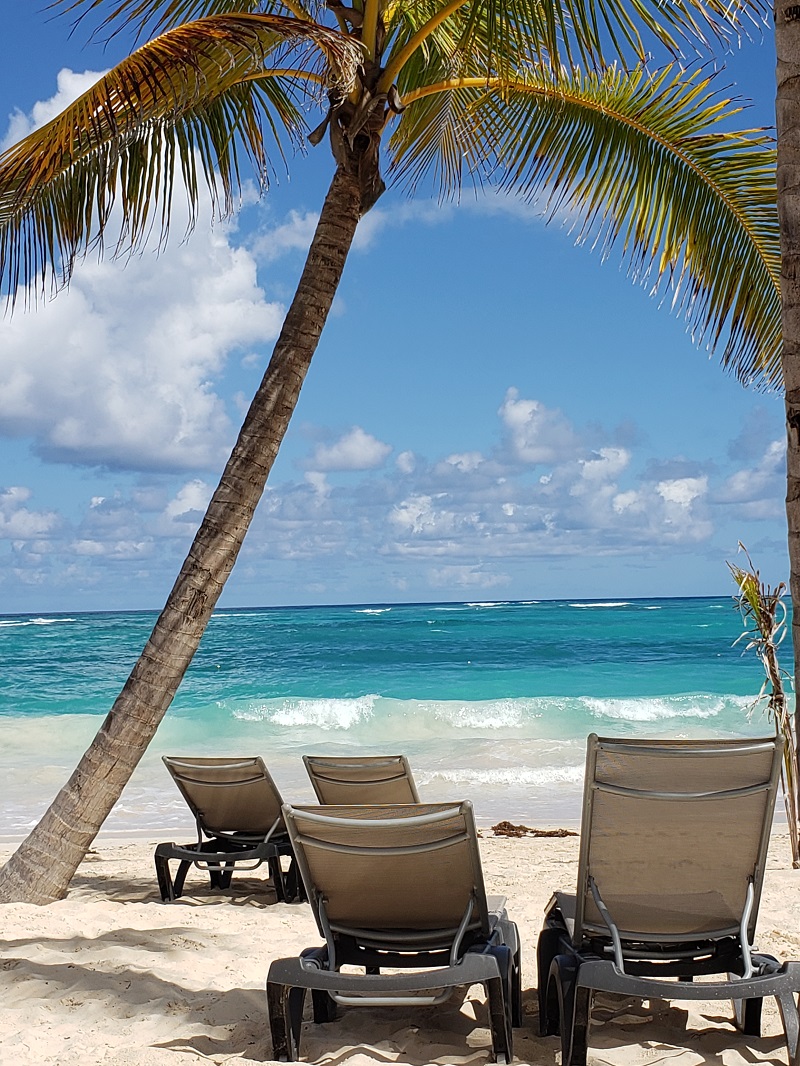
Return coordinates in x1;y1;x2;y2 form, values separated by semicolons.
575;958;800;1001
268;949;502;996
155;840;274;864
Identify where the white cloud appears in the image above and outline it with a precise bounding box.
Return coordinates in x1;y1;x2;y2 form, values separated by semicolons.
164;480;213;522
352;201;453;252
427;565;510;590
0;378;781;607
577;448;630;483
71;538;150;559
612;490;641;515
396;451;416;474
310;427;392;471
445;452;485;473
305;471;331;497
0;486;59;539
498;387;580;464
716;440;785;512
0;219;284;472
0;71;288;474
391;495;438;535
2;68;105;150
250;210;319;262
657;477;707;508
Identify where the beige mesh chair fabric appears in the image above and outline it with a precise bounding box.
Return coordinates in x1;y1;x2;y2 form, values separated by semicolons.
303;754;420;805
154;756;298;902
267;801;521;1063
163;756;285;839
574;736;779;944
289;801;487;940
537;734;800;1066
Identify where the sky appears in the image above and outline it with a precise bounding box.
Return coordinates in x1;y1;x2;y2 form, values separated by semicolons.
0;5;789;613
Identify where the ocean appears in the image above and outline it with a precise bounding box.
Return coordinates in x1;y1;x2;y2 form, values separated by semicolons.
0;597;786;839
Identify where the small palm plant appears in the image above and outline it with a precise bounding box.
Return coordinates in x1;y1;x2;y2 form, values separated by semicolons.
729;545;799;867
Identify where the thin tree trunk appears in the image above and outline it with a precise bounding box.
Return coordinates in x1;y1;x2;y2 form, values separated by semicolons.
776;0;800;859
0;163;364;904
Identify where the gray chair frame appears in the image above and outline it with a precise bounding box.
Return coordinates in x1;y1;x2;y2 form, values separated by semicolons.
302;754;420;804
155;756;301;902
537;734;800;1065
267;801;521;1063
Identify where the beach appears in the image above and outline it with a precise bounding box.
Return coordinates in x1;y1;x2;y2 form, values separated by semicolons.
2;599;796;1063
1;829;798;1066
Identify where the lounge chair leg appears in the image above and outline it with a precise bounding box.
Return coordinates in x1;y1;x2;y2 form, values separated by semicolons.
267;981;294;1061
485;971;513;1065
267;981;305;1061
155;854;175;902
732;995;763;1036
537;926;563;1035
550;955;590;1066
289;986;305;1052
215;860;235;889
777;991;800;1060
172;860;191;899
270;856;287;902
511;940;523;1028
289;860;307;903
311;990;337;1023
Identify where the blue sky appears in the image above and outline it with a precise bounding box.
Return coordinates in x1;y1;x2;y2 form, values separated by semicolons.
0;7;789;613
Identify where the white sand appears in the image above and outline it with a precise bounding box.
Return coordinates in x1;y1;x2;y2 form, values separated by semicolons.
0;830;798;1065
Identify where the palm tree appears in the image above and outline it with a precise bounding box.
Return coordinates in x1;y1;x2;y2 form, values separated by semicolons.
775;12;800;728
0;0;780;903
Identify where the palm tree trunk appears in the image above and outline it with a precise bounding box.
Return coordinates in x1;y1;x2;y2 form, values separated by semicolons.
776;3;800;849
0;163;364;904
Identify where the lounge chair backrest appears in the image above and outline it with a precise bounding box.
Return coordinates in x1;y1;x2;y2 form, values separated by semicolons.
575;734;783;947
283;802;489;943
163;756;285;837
303;754;420;804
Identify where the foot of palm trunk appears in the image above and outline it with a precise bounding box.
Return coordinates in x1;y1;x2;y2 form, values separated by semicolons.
0;164;368;904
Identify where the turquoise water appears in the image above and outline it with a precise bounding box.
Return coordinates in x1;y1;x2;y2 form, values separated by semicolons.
0;597;785;835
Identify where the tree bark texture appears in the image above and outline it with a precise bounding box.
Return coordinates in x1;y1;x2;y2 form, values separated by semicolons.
777;2;800;739
0;164;365;904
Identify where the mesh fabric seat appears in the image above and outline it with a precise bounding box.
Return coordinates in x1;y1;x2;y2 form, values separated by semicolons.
267;801;521;1063
537;734;800;1065
303;754;419;804
154;756;301;902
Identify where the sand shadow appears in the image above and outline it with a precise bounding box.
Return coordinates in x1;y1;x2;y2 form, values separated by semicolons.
69;864;289;907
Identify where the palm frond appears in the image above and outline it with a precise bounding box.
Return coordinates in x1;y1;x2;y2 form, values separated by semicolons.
0;13;359;300
389;64;779;388
49;0;318;41
381;0;769;86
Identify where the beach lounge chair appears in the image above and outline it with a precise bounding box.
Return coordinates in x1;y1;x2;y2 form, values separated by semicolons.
537;734;800;1065
267;801;521;1063
154;756;300;903
302;753;420;804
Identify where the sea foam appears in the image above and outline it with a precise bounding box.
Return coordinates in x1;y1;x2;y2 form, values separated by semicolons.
569;601;631;609
232;694;377;730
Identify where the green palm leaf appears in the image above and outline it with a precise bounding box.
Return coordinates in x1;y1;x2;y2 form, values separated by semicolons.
390;64;779;387
379;0;770;86
50;0;314;40
0;12;358;298
56;0;771;71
